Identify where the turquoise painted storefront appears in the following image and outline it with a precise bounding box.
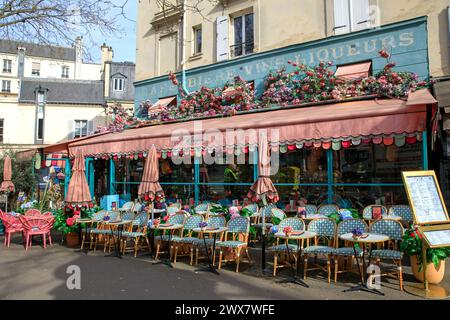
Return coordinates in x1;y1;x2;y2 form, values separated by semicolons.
95;17;432;208
134;17;429;107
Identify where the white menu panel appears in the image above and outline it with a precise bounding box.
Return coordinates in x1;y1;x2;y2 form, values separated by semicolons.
423;230;450;247
405;175;447;224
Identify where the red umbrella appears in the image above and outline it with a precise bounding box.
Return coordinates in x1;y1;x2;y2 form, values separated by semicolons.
65;149;92;208
138;145;164;221
248;132;279;203
0;155;15;193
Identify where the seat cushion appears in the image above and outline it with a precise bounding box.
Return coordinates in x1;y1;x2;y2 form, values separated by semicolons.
122;231;146;238
303;245;334;255
173;237;199;244
371;249;403;260
270;244;299;252
89;229;110;235
216;241;247;248
333;247;363;256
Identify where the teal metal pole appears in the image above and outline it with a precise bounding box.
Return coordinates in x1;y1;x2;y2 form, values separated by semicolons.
86;158;94;199
64;158;71;199
327;149;333;204
422;131;428;170
253;146;258;182
194;157;200;205
109;158;116;195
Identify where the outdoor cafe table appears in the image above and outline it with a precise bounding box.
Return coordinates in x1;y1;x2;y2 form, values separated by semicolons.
75;218;96;255
105;219;133;259
275;230;317;287
339;233;389;296
192;227;228;275
150;223;183;268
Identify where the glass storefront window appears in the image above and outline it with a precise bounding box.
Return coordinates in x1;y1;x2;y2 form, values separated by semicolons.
199;184;253;205
160;157;194;183
274;186;328;208
333;186;409;210
200;154;254;184
333;143;422;184
272;148;327;184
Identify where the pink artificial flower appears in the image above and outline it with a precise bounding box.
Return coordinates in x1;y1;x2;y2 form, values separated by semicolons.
66;217;75;227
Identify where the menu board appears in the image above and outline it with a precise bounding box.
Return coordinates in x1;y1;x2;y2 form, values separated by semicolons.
423;230;450;247
402;171;449;225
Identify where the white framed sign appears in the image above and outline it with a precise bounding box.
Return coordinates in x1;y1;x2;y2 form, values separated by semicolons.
402;171;449;225
419;224;450;248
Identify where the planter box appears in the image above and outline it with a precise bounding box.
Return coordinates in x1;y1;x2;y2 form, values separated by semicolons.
410;255;446;284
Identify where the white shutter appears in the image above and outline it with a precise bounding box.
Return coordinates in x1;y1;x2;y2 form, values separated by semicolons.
69;120;75;139
333;0;351;35
88;120;94;135
351;0;369;31
216;16;229;61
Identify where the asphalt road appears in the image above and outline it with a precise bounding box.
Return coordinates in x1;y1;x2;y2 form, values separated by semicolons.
0;234;448;300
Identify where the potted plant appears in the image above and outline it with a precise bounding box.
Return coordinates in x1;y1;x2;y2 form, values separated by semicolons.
400;226;450;284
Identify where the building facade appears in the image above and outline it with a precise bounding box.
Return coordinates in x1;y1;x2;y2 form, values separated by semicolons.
126;0;449;207
0;39;135;153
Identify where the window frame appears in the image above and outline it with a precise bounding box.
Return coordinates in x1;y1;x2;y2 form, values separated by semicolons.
232;12;254;58
0;118;3;143
3;59;12;73
113;77;125;92
61;65;69;79
31;62;41;76
1;80;11;93
193;25;202;55
74;119;88;139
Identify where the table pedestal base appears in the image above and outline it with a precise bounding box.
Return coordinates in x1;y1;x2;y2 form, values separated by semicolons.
404;283;449;299
343;284;384;296
279;276;309;288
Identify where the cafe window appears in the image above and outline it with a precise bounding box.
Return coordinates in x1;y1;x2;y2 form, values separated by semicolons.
73;120;88;138
333;0;369;35
61;66;69;78
333;143;422;184
113;77;125;91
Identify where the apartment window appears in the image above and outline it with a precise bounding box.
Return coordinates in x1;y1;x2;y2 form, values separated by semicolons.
3;59;11;73
1;80;11;93
113;78;125;91
231;12;254;58
193;25;202;54
333;0;369;35
36;91;45;141
32;62;40;76
0;119;3;143
61;66;69;78
74;120;88;138
37;119;44;140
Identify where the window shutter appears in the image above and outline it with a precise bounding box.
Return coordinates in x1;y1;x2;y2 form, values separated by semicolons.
216;16;229;61
69;120;75;139
333;0;350;35
88;120;94;135
351;0;369;31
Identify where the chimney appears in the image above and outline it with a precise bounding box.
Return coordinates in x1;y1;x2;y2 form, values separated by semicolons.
74;36;83;79
101;43;114;67
101;43;114;98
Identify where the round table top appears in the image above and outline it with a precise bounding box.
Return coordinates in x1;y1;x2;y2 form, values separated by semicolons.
75;218;96;224
303;214;327;220
151;209;166;213
340;233;389;244
192;227;228;234
150;223;183;230
105;219;133;226
275;230;316;240
252;223;274;229
364;215;402;221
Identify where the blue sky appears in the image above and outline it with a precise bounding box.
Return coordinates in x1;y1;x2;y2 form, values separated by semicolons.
89;0;137;63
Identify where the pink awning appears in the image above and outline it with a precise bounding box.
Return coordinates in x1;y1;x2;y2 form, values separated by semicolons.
155;96;176;107
407;89;437;105
335;62;371;80
68;98;427;157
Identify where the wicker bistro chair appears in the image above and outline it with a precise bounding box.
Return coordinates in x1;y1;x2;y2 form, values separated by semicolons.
193;215;227;265
215;216;251;273
305;205;318;215
270;218;306;277
172;215;204;264
333;219;368;283
133;202;144;213
121;211;151;257
362;205;388;221
195;203;210;216
167;206;181;216
388;205;413;227
243;203;259;222
369;219;405;291
81;210;107;250
303;218;337;283
154;213;186;260
317;204;339;216
271;208;287;222
91;211;120;252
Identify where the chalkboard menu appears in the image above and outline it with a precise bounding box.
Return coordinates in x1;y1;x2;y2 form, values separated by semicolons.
402;171;449;225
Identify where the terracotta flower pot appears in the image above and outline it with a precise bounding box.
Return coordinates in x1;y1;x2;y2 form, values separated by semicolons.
410;255;446;284
65;232;80;248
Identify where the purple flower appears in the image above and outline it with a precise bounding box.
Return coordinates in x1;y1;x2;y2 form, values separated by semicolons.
198;222;208;228
352;228;363;237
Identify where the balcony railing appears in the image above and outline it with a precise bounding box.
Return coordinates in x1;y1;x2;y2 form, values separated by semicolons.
230;41;254;58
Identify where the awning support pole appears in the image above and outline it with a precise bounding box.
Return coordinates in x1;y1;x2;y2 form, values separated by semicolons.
64;158;71;199
194;157;200;205
109;158;116;195
422;131;428;170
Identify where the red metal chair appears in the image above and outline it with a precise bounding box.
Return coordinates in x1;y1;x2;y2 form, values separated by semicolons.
0;210;24;247
19;215;54;250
